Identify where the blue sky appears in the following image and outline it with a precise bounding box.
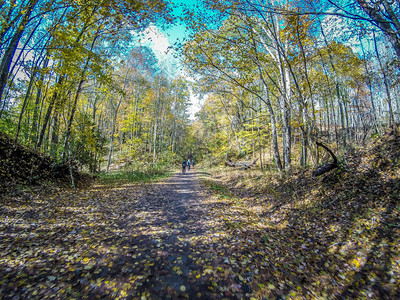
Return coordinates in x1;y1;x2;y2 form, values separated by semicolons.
165;0;199;44
135;0;199;74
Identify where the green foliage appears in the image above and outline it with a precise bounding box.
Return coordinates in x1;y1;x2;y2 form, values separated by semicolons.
0;110;17;137
203;179;232;199
157;150;178;166
69;113;107;172
97;164;171;184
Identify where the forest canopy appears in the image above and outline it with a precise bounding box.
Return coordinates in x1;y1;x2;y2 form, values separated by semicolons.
0;0;399;173
0;0;194;172
182;0;400;171
1;1;399;299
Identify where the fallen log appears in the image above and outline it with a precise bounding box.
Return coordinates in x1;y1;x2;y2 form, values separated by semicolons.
225;159;235;167
225;158;259;169
312;142;338;176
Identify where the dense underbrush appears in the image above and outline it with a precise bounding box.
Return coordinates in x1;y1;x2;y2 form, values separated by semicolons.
200;130;400;298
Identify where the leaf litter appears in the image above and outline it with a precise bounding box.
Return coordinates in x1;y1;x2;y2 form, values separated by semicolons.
1;131;400;299
201;131;400;299
1;170;259;299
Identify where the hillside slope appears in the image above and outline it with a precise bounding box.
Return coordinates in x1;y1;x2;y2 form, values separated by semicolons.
0;133;87;194
202;129;400;298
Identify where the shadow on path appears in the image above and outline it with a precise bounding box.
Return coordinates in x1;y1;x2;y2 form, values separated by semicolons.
128;170;216;298
94;170;233;299
0;169;240;300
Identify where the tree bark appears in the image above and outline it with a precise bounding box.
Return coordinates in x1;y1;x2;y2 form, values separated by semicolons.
106;75;128;173
63;34;98;154
373;31;395;127
248;29;283;173
30;57;50;145
257;110;263;169
153;83;162;164
36;75;64;149
319;21;347;150
0;0;38;113
15;71;36;142
225;158;258;169
50;111;59;156
312;142;338;176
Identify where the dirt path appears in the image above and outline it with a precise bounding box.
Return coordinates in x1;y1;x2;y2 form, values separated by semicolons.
0;170;249;299
128;170;224;299
3;160;400;299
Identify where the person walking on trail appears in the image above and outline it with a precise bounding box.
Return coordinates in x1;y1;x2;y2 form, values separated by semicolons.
186;159;191;171
191;159;194;168
182;159;186;174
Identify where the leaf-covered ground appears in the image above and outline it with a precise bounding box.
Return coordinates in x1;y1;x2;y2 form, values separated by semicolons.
1;169;266;299
201;131;400;299
0;132;90;194
1;132;399;299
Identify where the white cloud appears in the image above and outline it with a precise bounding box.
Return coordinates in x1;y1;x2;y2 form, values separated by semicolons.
138;25;185;77
188;89;204;120
144;25;170;60
138;25;202;119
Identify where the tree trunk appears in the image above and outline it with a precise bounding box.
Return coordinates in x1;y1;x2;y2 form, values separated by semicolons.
0;0;38;113
63;34;97;155
248;30;283;173
225;158;258;169
359;33;378;131
36;75;64;149
106;75;128;173
256;111;263;169
373;31;395;127
50;112;60;156
152;83;162;164
30;57;49;145
319;22;347;150
276;44;292;171
15;71;36;142
313;142;338;176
